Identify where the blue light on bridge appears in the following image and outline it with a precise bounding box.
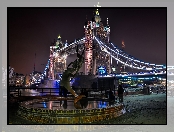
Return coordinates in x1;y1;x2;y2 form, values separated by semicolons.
55;80;60;88
59;74;63;79
43;102;47;108
98;101;107;108
98;66;107;76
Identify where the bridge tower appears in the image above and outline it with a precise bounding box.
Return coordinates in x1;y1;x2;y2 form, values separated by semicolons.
93;9;111;75
84;18;93;75
83;8;112;75
49;35;67;79
84;8;103;75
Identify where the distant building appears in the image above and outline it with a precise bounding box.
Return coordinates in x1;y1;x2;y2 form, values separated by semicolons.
15;73;25;87
9;77;16;87
9;65;25;87
30;71;44;86
25;74;31;87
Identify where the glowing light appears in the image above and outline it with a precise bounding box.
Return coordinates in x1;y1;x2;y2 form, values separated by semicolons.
96;9;99;15
58;35;61;39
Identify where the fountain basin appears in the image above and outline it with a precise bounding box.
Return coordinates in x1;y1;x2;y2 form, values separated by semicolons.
17;97;123;124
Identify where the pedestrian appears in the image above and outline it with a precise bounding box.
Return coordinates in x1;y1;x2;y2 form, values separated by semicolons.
156;87;159;94
147;86;150;95
118;84;124;103
109;90;115;101
125;87;128;96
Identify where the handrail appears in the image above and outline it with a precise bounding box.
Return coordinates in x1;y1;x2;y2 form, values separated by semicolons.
9;87;114;97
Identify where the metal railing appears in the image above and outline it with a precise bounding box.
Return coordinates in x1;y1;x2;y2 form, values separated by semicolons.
9;87;61;97
9;87;113;98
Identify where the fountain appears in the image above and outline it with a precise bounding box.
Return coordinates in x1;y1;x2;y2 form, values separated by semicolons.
17;98;123;124
17;46;124;124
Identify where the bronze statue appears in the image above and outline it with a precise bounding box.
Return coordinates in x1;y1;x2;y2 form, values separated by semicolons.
67;45;85;71
60;45;85;107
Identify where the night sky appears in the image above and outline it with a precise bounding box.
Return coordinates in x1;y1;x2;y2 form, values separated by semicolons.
8;8;166;75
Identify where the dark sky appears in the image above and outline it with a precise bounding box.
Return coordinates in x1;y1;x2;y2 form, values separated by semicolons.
8;8;166;75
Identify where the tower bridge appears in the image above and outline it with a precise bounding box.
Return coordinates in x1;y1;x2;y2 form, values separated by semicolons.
44;8;166;80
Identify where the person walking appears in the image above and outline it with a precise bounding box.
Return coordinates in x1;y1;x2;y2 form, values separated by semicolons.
109;90;115;101
156;87;159;94
118;84;124;103
125;87;128;96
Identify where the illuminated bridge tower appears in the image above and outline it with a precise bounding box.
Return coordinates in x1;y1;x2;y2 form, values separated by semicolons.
49;35;67;79
84;19;93;75
91;9;112;75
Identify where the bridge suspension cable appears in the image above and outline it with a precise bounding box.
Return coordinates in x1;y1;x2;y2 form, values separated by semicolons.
94;36;166;71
